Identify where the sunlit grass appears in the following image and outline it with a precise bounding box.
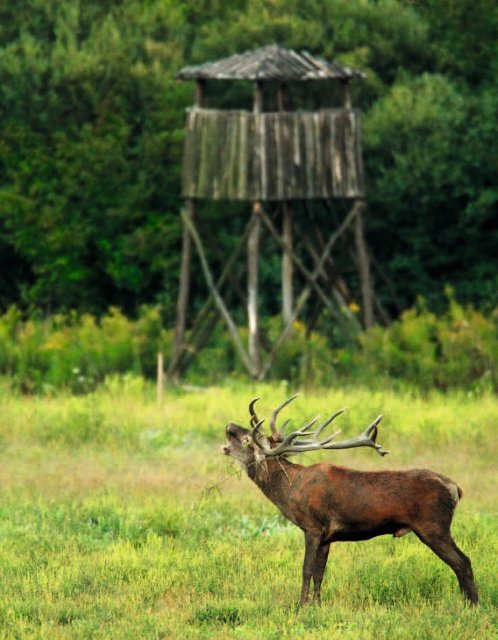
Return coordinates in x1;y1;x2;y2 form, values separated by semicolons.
0;378;496;638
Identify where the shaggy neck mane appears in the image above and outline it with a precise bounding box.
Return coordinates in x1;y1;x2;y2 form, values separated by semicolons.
246;455;299;511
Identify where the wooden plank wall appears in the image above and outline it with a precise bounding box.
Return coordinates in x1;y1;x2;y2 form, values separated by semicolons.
182;108;364;200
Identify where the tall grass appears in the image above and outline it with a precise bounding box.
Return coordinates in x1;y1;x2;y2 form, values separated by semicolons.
0;381;496;638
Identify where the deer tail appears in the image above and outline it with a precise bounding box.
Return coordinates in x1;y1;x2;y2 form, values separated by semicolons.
438;473;463;506
450;482;463;506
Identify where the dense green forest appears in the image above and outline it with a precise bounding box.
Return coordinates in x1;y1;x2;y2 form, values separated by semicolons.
0;0;497;321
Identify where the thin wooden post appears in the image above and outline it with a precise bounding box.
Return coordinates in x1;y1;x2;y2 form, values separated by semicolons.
277;83;293;326
282;203;293;324
259;201;361;379
299;230;362;333
277;82;289;110
248;206;261;377
169;81;205;381
195;80;205;108
173;215;256;378
168;200;194;380
258;205;349;325
354;201;374;329
180;208;255;377
341;80;352;110
247;81;264;378
253;80;263;113
157;352;164;406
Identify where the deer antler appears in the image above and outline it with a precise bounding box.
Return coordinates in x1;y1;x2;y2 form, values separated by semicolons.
249;397;261;429
251;397;389;458
249;395;299;439
269;394;299;439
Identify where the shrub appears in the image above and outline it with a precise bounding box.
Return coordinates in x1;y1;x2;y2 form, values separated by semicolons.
0;306;171;393
0;298;496;393
265;318;336;387
359;296;497;391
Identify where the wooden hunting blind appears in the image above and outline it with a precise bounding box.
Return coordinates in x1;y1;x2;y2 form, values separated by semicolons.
169;45;377;381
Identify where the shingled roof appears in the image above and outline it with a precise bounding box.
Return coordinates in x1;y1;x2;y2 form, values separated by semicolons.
176;45;365;82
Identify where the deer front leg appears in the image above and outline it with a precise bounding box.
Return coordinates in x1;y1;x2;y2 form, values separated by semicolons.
312;542;330;604
300;532;321;606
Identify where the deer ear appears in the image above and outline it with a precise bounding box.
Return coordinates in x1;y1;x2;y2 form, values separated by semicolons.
252;432;271;449
253;442;269;473
253;436;269;471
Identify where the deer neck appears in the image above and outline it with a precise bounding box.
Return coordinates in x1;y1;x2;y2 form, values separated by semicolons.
247;456;298;513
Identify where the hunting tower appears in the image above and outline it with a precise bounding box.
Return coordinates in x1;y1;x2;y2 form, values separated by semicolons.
169;45;376;381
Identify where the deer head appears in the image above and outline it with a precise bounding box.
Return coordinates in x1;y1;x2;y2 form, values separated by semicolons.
222;421;269;473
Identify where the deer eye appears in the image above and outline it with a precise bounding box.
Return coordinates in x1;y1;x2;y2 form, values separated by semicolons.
241;435;252;447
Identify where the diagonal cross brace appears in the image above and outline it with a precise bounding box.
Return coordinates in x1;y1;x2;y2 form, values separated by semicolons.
181;207;257;378
170;215;256;378
258;200;363;379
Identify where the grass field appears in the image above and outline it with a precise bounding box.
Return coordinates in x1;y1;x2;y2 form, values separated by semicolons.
0;377;496;639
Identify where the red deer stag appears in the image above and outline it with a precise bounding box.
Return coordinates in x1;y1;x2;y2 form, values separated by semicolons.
221;395;478;606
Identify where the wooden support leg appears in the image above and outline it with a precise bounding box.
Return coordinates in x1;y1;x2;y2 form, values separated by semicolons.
180;207;255;377
354;201;374;329
259;206;331;312
248;204;262;378
282;202;293;325
168;200;194;381
298;225;361;334
201;223;249;312
258;204;357;328
259;201;360;380
172;216;256;378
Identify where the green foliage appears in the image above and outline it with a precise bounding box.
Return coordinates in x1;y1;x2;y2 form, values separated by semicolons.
408;0;498;85
359;295;498;391
266;318;341;387
187;299;466;393
364;74;498;310
0;305;171;392
0;0;190;315
188;0;430;81
1;298;496;393
0;0;497;318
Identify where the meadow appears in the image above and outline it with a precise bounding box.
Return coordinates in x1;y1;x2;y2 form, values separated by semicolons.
0;377;496;639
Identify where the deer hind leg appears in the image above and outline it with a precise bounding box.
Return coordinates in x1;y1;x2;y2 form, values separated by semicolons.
312;543;330;604
415;529;478;605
